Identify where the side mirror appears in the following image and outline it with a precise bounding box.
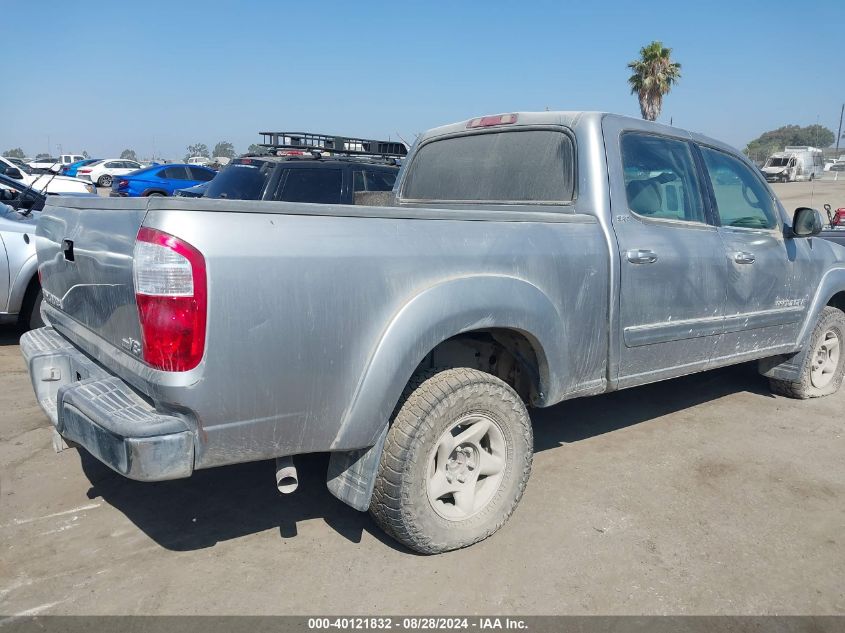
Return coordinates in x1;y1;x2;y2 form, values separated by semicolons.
791;207;824;237
6;167;23;180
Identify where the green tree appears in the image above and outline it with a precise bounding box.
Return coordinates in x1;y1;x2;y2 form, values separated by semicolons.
212;141;236;159
185;143;210;162
744;124;836;162
3;148;25;159
120;148;138;161
627;41;682;121
246;144;268;155
35;153;51;160
82;150;90;159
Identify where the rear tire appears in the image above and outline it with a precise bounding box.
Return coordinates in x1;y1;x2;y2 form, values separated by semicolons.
97;175;112;187
369;368;533;554
769;306;845;399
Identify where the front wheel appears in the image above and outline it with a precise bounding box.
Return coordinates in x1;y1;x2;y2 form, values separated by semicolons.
369;368;533;554
97;175;112;187
770;306;845;398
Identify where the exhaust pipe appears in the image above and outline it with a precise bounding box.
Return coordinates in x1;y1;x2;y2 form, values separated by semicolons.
275;456;299;494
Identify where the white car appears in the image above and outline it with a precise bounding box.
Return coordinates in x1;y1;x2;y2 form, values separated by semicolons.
186;156;212;166
77;159;143;187
0;156;96;195
27;157;61;173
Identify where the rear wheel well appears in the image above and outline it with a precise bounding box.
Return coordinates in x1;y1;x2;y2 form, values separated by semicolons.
416;329;543;405
828;292;845;313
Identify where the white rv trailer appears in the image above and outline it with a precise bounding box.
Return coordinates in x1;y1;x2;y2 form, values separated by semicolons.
761;146;824;183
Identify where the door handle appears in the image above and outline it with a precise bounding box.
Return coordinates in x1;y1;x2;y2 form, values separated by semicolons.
626;249;658;264
733;251;756;264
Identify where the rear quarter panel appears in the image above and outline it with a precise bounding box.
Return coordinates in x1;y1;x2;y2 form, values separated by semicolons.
140;199;609;469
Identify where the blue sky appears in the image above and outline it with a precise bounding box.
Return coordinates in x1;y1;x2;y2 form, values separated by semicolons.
3;0;842;160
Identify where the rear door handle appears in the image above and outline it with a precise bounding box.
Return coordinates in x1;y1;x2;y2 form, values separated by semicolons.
733;251;756;264
626;249;658;264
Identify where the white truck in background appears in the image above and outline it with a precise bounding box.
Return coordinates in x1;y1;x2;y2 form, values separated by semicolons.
762;146;824;183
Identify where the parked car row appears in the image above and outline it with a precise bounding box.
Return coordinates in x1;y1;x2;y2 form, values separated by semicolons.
0;156;97;195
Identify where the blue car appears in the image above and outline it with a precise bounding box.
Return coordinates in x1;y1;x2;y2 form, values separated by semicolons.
62;158;101;177
109;164;216;197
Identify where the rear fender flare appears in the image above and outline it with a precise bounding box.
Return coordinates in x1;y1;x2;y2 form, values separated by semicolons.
331;275;562;451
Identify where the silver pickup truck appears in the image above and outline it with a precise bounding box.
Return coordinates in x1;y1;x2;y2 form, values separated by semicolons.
21;112;845;553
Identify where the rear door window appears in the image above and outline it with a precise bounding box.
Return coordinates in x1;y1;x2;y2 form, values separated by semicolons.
162;166;190;180
188;167;215;181
276;168;343;204
401;130;575;202
365;170;396;191
621;133;706;223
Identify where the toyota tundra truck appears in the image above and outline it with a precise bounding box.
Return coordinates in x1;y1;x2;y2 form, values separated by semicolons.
21;112;845;554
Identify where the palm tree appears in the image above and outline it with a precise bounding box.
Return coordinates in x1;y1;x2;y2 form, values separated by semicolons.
627;41;682;122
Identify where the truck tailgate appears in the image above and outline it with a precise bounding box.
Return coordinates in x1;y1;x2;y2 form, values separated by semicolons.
36;197;148;353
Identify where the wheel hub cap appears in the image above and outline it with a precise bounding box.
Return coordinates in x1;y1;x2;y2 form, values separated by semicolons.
810;329;840;389
427;413;507;521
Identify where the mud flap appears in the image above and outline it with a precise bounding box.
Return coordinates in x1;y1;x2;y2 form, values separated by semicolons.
758;347;809;382
51;428;78;453
326;423;389;511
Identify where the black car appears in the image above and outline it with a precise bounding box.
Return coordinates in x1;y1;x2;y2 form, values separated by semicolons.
203;156;399;204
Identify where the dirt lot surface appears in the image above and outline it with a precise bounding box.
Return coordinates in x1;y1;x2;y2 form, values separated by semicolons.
2;180;844;617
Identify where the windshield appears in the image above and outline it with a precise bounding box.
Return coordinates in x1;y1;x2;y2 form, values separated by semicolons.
767;157;790;167
401;129;575;202
205;160;274;200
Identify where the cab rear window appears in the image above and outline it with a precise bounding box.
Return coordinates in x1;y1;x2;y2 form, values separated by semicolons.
401;130;575;203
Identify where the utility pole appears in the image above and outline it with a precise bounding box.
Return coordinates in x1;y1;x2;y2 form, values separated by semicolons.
836;103;844;154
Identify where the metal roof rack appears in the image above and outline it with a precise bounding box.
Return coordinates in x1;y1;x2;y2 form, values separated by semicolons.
258;131;407;159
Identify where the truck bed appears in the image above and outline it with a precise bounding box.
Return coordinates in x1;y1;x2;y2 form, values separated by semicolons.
34;195;609;472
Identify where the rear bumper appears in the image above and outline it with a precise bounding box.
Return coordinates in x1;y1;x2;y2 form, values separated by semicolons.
20;327;194;481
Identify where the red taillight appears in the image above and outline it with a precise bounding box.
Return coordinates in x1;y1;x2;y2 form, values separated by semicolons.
117;179;129;188
79;168;92;174
834;209;845;226
466;113;518;129
133;227;207;372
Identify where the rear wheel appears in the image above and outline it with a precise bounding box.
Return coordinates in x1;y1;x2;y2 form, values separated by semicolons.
369;368;533;554
770;306;845;398
97;175;112;187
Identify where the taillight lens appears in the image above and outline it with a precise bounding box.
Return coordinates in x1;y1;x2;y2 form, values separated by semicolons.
117;179;129;188
79;168;91;174
133;227;207;371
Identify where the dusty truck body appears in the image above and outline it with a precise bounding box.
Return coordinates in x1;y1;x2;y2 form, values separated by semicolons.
22;112;845;553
